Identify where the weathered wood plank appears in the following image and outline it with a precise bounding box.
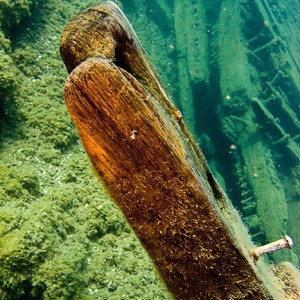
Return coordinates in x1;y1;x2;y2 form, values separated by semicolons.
64;57;267;299
60;2;272;299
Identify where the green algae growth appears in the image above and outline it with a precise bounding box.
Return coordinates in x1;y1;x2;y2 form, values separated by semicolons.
0;0;300;299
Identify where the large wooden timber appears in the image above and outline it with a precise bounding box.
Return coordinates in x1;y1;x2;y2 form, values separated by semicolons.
174;0;209;136
60;2;271;299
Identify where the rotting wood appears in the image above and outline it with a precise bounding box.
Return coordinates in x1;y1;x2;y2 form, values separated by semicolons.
146;0;173;35
173;0;210;136
60;2;280;299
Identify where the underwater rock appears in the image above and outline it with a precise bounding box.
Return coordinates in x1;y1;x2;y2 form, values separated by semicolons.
0;0;37;29
0;50;16;96
60;2;282;299
16;165;40;196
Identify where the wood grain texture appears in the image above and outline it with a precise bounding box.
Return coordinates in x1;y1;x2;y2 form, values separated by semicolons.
64;57;268;299
61;2;271;299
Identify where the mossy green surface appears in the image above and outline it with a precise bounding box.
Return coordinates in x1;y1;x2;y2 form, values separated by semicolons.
0;0;173;299
1;0;299;298
0;158;172;300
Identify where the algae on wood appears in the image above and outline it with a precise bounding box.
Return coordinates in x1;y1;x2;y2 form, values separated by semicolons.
174;0;209;137
60;2;289;299
217;0;291;262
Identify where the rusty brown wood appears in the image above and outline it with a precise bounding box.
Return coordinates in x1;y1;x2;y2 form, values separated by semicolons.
60;2;271;299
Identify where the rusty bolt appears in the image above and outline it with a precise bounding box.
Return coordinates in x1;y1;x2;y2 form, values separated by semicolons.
250;235;294;261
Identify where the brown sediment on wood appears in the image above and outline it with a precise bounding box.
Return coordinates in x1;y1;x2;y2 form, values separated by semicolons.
60;2;271;299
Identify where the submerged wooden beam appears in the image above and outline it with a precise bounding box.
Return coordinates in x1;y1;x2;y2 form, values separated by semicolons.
60;2;272;299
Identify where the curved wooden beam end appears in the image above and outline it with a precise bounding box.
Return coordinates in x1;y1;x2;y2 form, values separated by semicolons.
60;2;271;299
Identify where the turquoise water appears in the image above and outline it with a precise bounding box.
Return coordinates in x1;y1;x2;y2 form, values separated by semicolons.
0;0;299;299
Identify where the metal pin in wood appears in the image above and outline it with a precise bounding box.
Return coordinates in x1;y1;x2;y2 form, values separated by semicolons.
250;235;294;261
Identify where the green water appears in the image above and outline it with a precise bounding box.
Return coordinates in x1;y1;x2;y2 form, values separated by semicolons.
0;0;299;299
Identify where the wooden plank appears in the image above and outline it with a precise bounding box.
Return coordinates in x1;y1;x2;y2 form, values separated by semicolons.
60;2;272;299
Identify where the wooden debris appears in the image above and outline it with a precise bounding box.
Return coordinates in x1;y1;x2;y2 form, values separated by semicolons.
60;2;275;299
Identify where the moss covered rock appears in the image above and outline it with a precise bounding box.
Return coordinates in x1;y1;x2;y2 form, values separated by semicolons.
0;50;16;95
0;0;39;30
0;163;28;205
